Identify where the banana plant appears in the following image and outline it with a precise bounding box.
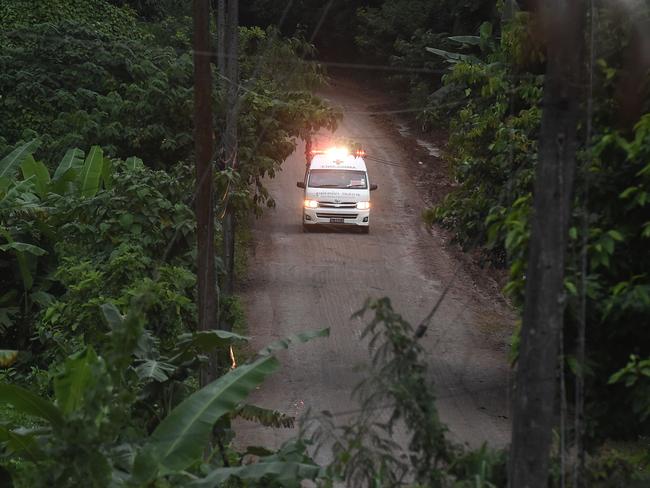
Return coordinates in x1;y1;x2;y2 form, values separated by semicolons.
425;21;495;66
0;139;40;184
189;439;322;488
0;302;330;487
0;141;112;200
0;142;116;335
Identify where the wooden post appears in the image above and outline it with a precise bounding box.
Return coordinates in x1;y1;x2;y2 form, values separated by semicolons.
193;0;217;385
216;0;226;77
509;1;585;486
222;0;238;305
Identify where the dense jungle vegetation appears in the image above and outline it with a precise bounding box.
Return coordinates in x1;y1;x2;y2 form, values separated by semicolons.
245;0;650;483
1;0;649;486
0;1;342;485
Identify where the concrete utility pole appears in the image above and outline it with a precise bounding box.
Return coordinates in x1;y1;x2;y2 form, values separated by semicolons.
193;0;217;385
509;1;585;486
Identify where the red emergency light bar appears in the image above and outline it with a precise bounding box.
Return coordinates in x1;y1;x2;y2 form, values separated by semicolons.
309;147;366;157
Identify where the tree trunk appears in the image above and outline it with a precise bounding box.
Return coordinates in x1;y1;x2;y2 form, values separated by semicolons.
509;1;585;486
193;0;217;385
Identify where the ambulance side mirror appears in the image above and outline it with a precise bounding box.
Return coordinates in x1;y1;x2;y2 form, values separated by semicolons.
296;181;305;189
370;184;378;191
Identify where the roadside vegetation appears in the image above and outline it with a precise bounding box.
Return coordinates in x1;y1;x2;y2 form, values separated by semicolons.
0;1;340;485
2;0;649;487
422;0;650;451
243;0;650;485
281;0;649;484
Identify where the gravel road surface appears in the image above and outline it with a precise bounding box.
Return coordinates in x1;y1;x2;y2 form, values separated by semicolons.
235;80;513;456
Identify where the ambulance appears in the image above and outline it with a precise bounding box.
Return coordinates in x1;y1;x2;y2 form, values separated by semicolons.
297;146;378;233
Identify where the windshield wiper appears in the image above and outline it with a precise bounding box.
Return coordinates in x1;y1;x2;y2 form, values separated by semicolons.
347;185;367;188
312;184;342;188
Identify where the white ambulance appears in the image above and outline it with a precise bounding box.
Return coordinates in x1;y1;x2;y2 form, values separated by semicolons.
297;147;378;233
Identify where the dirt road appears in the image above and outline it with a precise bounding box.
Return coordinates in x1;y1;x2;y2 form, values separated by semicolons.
236;80;513;454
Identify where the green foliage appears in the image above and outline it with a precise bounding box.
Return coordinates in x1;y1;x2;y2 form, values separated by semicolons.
579;441;650;487
425;4;650;442
0;142;197;359
0;0;140;39
241;0;368;60
0;139;41;180
353;0;498;114
0;383;64;427
233;26;341;214
307;298;506;487
0;21;194;166
0;304;145;487
356;1;496;63
609;355;650;422
189;439;321;488
430;30;541;259
449;443;507;488
107;0;188;21
135;355;280;480
347;0;650;469
1;299;330;487
1;4;344;485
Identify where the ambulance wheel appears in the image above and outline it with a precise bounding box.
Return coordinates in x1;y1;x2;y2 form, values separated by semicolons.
361;226;369;234
302;224;310;233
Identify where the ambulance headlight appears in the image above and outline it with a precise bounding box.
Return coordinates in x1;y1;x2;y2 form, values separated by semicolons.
356;201;370;210
304;199;319;209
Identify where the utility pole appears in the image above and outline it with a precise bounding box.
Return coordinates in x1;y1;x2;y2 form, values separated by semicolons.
221;0;238;307
215;0;225;76
502;0;515;24
509;1;585;486
193;0;217;385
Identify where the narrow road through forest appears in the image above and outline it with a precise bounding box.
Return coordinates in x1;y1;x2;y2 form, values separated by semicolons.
236;79;513;454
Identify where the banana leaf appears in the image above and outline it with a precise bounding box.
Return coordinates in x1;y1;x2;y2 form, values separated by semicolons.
0;425;44;461
172;329;249;362
53;347;104;415
79;146;104;198
102;156;114;190
133;354;280;479
0;384;63;427
0;228;46;291
189;461;321;488
425;46;481;64
257;328;329;357
448;35;481;46
20;156;50;198
0;139;40;180
53;148;84;181
125;156;144;171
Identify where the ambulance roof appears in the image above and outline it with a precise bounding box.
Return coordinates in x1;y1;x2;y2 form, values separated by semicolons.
309;153;367;172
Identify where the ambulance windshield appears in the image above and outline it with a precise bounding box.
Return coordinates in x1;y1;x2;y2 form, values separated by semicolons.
308;169;367;189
